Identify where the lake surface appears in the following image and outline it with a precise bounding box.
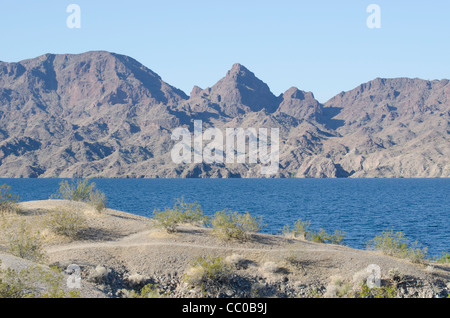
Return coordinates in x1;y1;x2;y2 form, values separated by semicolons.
2;178;449;257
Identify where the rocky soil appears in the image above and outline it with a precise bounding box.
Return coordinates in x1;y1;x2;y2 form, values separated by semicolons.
0;200;449;298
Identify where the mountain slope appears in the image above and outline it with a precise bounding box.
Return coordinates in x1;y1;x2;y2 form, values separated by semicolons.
0;51;186;177
317;78;450;177
0;51;448;178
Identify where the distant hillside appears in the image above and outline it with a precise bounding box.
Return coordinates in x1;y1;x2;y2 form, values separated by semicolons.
0;51;448;178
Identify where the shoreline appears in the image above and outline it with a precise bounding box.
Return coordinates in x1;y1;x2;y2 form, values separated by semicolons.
0;200;448;298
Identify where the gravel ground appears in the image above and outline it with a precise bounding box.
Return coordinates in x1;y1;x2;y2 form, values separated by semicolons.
0;200;448;298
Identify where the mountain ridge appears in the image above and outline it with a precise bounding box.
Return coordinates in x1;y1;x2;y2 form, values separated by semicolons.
0;51;448;178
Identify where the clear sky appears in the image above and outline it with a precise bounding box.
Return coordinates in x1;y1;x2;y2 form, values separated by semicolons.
0;0;449;102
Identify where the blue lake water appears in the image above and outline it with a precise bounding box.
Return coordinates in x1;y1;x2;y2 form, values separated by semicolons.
1;178;449;257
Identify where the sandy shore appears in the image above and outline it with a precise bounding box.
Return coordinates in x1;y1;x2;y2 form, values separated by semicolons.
0;200;449;298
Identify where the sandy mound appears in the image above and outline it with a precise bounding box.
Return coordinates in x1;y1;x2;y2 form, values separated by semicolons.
0;200;448;298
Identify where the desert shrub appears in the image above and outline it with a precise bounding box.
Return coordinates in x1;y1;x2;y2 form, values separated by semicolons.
0;184;19;214
2;219;47;262
305;287;323;298
183;256;232;295
366;229;428;263
324;275;398;298
126;284;165;298
282;218;345;245
152;198;208;233
335;283;352;298
282;219;311;239
407;241;429;264
125;273;148;288
43;205;87;238
327;230;346;245
366;229;409;257
211;209;263;241
435;252;450;264
52;179;107;212
307;228;329;243
308;229;346;245
324;277;352;298
0;262;80;298
353;283;397;298
152;206;182;233
387;268;405;286
176;197;209;226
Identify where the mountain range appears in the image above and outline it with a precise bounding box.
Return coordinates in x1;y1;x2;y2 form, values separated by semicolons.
0;51;448;178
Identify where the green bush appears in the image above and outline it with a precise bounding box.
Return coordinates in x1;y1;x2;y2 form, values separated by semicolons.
366;229;428;263
126;284;165;298
354;283;397;298
177;198;209;226
52;179;107;212
406;241;429;264
152;206;182;233
307;228;329;243
326;278;352;298
2;219;47;263
282;218;345;245
282;219;311;239
211;209;263;241
183;256;232;296
327;230;346;245
308;229;346;245
43;205;87;238
0;184;19;214
304;287;323;298
153;198;208;233
435;252;450;264
366;229;408;257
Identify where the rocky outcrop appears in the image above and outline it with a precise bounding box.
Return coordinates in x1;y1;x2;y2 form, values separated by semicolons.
277;87;321;121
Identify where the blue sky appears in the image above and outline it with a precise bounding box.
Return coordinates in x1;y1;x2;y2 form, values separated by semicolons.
0;0;449;102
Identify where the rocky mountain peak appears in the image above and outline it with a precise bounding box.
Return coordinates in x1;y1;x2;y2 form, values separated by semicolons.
190;85;203;98
201;63;279;115
226;63;253;78
276;87;322;120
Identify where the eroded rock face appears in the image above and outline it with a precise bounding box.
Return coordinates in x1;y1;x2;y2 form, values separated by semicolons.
277;87;321;121
0;51;448;178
